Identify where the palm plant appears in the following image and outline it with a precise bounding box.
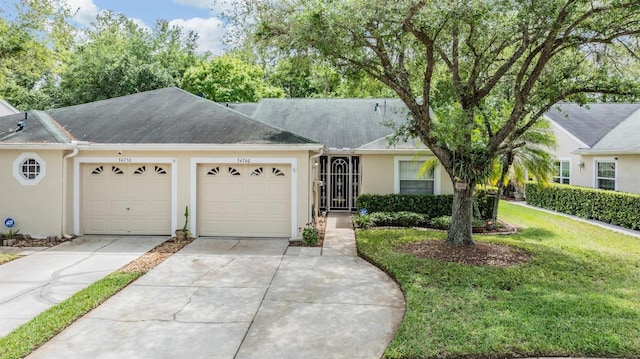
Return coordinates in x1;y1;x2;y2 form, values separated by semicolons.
488;120;556;222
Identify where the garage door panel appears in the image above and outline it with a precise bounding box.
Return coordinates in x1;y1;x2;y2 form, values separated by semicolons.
82;163;171;235
198;163;291;237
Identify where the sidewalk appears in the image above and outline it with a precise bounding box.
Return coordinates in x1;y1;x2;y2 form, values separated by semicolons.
285;212;358;256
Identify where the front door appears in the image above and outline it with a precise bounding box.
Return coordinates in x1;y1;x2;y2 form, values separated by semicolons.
320;156;360;211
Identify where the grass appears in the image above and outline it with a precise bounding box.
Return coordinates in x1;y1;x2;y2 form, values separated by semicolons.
0;254;20;265
357;201;640;359
0;271;142;359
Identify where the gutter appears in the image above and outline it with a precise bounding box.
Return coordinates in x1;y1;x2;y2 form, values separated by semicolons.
61;141;88;237
309;147;326;226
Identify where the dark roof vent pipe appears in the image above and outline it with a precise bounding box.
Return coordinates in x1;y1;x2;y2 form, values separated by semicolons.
16;112;28;132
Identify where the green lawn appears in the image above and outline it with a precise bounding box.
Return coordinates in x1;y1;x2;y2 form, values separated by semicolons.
357;201;640;359
0;254;20;265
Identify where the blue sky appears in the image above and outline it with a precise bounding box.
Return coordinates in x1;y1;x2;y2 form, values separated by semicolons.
69;0;231;55
5;0;234;55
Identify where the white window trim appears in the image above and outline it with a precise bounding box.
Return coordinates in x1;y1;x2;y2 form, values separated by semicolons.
13;152;46;186
554;157;571;184
393;156;441;195
73;157;178;235
191;157;298;238
593;157;617;191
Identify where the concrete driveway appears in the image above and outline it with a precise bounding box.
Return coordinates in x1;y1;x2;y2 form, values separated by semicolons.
27;237;406;359
0;236;166;337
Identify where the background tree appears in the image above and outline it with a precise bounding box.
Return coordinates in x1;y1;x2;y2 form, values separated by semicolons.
58;11;200;106
181;53;284;102
0;0;74;109
234;0;640;246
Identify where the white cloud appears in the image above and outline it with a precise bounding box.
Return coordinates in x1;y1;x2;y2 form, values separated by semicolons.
64;0;99;26
169;17;227;56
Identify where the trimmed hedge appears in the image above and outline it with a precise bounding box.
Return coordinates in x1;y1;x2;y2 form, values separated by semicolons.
356;188;497;220
356;194;453;218
368;211;430;227
525;181;640;230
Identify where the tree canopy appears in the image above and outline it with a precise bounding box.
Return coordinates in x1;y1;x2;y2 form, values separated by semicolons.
181;53;284;102
235;0;640;245
57;12;200;106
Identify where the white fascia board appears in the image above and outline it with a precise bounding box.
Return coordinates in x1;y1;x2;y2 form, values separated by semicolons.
574;149;640;155
72;143;324;152
545;115;590;149
347;148;435;155
0;143;75;150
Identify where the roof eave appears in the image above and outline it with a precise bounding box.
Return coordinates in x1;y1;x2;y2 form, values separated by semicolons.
573;148;640;155
73;143;324;152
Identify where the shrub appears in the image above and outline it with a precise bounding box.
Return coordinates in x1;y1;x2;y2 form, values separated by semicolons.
356;194;453;217
352;214;372;229
368;211;430;227
302;226;319;245
429;216;452;230
525;181;640;230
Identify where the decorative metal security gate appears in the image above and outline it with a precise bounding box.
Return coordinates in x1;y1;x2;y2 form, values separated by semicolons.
319;156;360;211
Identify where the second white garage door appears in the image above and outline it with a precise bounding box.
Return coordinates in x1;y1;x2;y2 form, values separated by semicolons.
198;164;291;237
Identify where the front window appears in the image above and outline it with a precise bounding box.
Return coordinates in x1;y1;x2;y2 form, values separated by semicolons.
399;161;434;194
553;160;570;184
596;161;616;191
20;158;41;180
13;152;46;185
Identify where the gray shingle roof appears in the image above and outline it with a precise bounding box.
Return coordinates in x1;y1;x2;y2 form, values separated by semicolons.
245;98;411;149
591;108;640;152
545;103;640;147
44;87;314;145
0;111;70;143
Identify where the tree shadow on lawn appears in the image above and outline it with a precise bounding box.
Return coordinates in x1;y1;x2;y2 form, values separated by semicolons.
511;227;557;241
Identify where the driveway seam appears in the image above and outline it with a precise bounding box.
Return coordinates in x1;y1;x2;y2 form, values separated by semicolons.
232;253;286;358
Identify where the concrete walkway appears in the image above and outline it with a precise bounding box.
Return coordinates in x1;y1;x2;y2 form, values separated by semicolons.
25;214;406;358
0;236;166;337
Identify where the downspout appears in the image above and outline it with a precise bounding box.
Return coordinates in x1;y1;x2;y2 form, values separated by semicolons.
61;143;79;237
309;148;326;225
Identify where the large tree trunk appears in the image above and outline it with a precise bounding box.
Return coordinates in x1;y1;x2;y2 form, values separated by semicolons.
447;183;475;246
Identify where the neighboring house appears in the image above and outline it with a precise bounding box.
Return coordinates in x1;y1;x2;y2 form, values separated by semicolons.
1;87;449;238
545;103;640;193
0;99;19;117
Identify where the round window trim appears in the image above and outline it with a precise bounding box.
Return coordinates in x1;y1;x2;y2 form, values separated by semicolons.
13;152;46;186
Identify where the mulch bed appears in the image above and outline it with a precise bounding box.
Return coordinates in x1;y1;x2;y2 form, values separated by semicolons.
10;234;67;247
399;240;531;267
119;237;194;273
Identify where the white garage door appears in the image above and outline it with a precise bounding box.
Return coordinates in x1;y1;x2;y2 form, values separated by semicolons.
82;163;171;235
198;164;291;237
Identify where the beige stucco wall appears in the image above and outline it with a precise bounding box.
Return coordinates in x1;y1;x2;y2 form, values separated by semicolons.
614;155;640;193
360;153;454;195
551;125;592;187
68;148;314;238
551;124;640;194
0;150;64;237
